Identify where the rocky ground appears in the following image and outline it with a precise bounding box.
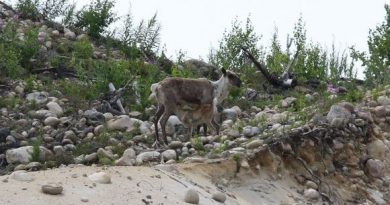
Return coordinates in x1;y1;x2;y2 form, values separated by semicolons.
1;2;390;205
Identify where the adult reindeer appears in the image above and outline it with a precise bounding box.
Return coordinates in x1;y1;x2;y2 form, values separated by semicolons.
150;68;241;145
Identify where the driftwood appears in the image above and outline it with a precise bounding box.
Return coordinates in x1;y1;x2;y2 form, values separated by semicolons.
30;65;78;79
97;79;134;115
241;46;299;89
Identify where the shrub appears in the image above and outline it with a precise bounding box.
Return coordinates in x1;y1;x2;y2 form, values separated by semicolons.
351;4;390;85
75;0;117;39
16;0;69;21
73;37;93;59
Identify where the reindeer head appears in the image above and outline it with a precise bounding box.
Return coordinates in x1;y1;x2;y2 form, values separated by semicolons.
222;68;242;87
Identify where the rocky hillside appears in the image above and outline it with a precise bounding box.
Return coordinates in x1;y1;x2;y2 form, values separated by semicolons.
1;2;390;205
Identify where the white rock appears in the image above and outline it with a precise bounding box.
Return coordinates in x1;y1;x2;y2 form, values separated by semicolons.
184;188;199;204
44;116;60;126
88;172;111;184
6;146;52;164
136;151;160;164
304;188;320;201
162;149;176;161
46;102;63;116
212;192;226;203
115;148;136;166
107;115;143;132
10;170;33;182
246;139;263;149
26;92;48;104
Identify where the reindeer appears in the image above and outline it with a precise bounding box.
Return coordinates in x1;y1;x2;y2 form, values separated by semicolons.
150;68;241;145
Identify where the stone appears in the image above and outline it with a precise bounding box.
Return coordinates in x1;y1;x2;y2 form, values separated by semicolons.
46;102;63;116
184;188;199;204
53;146;64;156
246;139;263;149
84;153;98;163
11;171;33;182
84;110;105;121
281;97;297;108
26;92;48;104
97;148;115;160
303;188;320;201
162;149;176;161
222;108;239;121
88;172;111;184
168;141;183;149
165;116;184;135
367;139;388;160
136;151;160;164
366;159;385;178
6;146;52;164
51;30;60;37
377;96;390;106
81;197;89;202
115;148;136;166
44;116;60;126
42;183;63;195
0;127;10;142
305;181;318;189
326;104;352;123
107;115;143;132
25;162;42;171
212;192;226;203
64;30;76;40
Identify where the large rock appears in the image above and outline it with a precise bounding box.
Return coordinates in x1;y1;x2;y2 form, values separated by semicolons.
88;172;111;184
367;139;388;160
10;170;33;182
84;110;105;121
366;159;385;178
184;188;200;204
212;192;226;203
162;149;176;161
377;96;390;106
6;146;52;164
26;92;48;104
46;102;63;116
281;97;297;108
115;148;136;166
165;116;185;135
107;115;144;132
326;104;352;127
304;188;320;201
246;139;263;149
136;151;160;164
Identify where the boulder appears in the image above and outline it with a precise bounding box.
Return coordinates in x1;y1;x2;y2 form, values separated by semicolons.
46;102;63;116
10;170;33;182
162;149;176;161
88;172;111;184
115;148;136;166
184;188;199;204
136;151;160;164
26;92;48;104
42;183;63;195
366;159;385;178
6;146;52;164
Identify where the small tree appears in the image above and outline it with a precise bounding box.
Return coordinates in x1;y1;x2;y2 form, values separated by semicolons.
209;17;263;70
351;4;390;85
16;0;69;21
75;0;117;39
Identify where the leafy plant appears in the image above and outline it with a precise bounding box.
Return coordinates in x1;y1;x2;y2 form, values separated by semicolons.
75;0;117;39
351;4;390;85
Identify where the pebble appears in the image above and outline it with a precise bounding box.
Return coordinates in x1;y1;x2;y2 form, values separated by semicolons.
81;197;89;202
41;183;63;195
212;192;227;203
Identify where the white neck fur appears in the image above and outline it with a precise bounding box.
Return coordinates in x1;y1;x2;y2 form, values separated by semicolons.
212;75;231;105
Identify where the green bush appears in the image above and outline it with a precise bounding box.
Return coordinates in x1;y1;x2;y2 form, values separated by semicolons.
75;0;117;39
73;37;93;59
16;0;69;21
351;4;390;85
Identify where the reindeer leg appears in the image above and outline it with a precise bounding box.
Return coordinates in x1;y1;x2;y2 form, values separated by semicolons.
211;119;220;135
153;105;165;148
203;123;208;136
159;111;171;146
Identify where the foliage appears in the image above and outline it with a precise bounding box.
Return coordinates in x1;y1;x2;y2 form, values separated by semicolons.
30;137;42;162
120;11;161;59
75;0;117;39
16;0;69;21
0;21;24;78
351;4;390;85
73;37;93;59
20;27;40;71
192;137;205;152
209;17;263;70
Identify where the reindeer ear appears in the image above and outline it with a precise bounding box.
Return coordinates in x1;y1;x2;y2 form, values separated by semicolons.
221;68;227;76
